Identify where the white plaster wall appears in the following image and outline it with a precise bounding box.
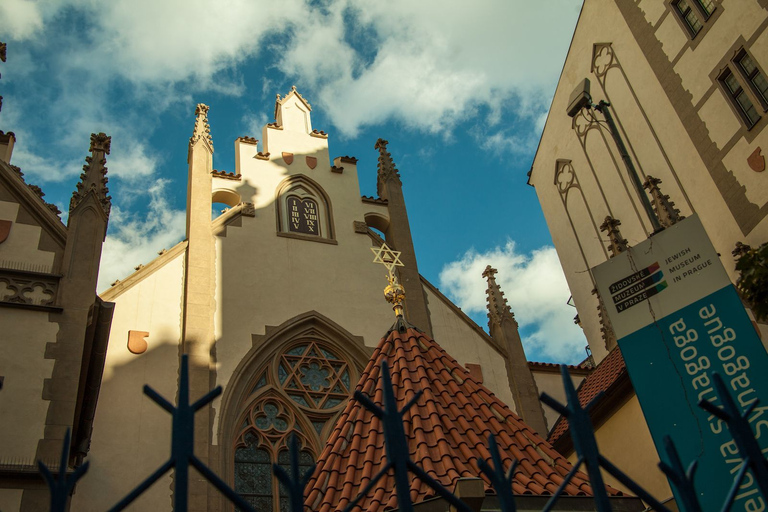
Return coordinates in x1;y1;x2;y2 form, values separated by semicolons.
425;287;516;410
566;395;672;500
0;201;56;273
0;309;56;462
73;252;185;511
531;369;587;432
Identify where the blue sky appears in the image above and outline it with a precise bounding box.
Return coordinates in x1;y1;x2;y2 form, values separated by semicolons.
0;0;587;363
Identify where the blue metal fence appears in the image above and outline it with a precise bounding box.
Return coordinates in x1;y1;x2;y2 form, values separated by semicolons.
37;356;768;512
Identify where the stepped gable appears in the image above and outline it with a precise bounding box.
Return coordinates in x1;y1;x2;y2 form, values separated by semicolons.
548;347;626;444
306;324;615;512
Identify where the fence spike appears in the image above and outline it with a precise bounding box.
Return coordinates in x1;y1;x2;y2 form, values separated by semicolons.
540;365;612;512
37;428;88;512
477;434;518;512
108;355;256;512
700;372;768;507
273;433;316;512
658;435;702;512
349;360;472;512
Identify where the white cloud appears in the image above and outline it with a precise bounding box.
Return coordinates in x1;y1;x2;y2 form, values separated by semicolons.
97;179;185;291
242;111;269;139
293;0;583;136
4;0;582;143
438;241;587;364
107;142;159;182
0;0;43;39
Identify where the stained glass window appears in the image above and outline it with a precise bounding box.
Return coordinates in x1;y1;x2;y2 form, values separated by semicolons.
234;432;272;511
235;338;357;511
277;342;351;410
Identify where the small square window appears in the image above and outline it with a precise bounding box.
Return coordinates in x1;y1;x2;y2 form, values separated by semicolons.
735;51;768;109
720;69;761;128
673;0;703;37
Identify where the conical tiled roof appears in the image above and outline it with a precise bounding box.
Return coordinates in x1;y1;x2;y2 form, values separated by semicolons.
306;322;615;512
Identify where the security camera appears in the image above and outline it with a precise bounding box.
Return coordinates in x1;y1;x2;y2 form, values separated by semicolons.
567;78;592;118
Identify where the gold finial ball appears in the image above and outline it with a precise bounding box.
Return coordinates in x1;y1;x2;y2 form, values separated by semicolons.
384;281;406;316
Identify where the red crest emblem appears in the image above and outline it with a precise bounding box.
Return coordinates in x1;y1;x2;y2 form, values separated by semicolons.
748;147;765;173
0;220;11;244
282;152;294;165
306;156;317;169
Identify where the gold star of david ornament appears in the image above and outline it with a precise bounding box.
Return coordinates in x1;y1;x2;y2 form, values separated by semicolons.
371;243;406;317
371;243;404;274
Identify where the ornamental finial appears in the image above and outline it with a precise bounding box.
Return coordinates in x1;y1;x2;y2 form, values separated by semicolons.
371;243;405;317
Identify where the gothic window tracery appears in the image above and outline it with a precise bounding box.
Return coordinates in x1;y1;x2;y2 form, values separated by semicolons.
232;338;356;511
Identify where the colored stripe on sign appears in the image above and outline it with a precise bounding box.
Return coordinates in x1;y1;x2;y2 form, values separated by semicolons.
609;262;660;295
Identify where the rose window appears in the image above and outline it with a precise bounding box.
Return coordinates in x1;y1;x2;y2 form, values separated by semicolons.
277;342;351;410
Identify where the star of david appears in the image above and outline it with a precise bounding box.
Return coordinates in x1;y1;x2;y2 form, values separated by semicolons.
371;243;404;274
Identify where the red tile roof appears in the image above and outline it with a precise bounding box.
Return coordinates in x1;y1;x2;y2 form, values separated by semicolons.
306;323;617;512
548;347;627;444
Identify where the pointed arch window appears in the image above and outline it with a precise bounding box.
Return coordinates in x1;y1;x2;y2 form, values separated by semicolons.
231;338;359;511
276;176;336;244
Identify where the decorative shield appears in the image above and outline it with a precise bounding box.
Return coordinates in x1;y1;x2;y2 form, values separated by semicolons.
306;156;317;169
0;220;11;244
282;152;294;165
748;147;765;173
127;330;150;354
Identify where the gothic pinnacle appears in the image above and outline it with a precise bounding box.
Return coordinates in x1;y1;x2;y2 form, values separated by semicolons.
483;265;515;329
70;133;112;217
189;103;213;153
375;138;401;197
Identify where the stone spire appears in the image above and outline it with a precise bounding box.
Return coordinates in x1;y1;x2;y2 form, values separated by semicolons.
375;138;401;197
643;175;684;228
483;265;514;329
482;265;548;436
182;101;216;507
69;133;112;218
372;139;433;336
600;216;628;257
188;103;213;157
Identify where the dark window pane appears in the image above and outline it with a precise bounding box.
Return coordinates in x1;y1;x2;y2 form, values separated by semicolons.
752;73;768;101
739;53;757;76
696;0;715;17
736;92;760;124
675;0;702;35
721;69;760;127
724;72;741;94
737;52;768;105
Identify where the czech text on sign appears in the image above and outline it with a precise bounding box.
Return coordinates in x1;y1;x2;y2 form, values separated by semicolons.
287;196;319;235
592;215;768;511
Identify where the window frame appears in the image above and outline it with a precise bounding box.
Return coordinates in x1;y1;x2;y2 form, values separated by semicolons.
274;175;337;245
693;0;716;20
672;0;704;38
734;49;768;111
718;67;761;129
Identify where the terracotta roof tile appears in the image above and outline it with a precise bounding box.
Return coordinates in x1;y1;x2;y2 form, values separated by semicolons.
548;347;626;444
306;325;620;512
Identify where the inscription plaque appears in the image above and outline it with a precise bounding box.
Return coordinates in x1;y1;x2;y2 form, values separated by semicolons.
287;196;319;235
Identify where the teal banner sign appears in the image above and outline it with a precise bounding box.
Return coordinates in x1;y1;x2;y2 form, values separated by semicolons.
592;215;768;510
